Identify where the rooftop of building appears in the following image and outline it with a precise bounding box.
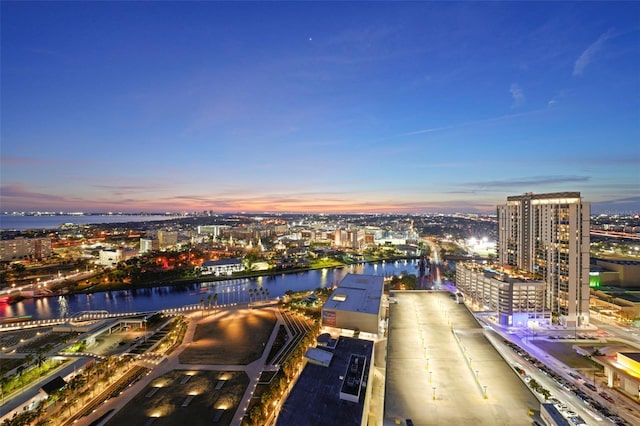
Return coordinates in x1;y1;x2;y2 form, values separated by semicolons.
594;258;640;266
506;191;581;201
323;274;383;315
458;261;543;284
276;336;373;426
201;258;242;267
619;352;640;363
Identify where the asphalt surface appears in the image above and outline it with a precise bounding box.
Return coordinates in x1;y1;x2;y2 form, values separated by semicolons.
384;291;539;426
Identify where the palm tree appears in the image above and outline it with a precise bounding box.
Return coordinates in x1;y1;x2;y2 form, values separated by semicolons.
35;353;46;369
265;288;270;301
248;289;254;305
207;294;212;312
200;297;205;318
0;375;9;403
24;354;34;368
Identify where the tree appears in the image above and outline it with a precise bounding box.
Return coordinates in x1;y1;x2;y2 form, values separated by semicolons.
213;293;218;310
35;353;46;369
250;401;266;426
24;354;34;368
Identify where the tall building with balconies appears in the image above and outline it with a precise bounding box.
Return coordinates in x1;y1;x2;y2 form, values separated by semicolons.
497;192;590;327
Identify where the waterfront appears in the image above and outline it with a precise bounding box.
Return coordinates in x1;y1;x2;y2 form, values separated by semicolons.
2;260;419;320
0;214;177;231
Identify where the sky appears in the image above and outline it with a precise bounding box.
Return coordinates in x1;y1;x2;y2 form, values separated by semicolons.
1;2;639;215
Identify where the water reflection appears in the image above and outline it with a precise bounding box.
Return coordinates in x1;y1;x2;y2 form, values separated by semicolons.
9;260;419;320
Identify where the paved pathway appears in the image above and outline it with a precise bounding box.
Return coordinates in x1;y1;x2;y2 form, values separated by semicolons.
76;303;284;426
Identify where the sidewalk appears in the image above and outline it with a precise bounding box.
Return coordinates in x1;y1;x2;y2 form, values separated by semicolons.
76;305;283;426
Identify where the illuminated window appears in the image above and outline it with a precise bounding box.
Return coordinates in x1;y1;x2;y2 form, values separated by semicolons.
332;294;347;302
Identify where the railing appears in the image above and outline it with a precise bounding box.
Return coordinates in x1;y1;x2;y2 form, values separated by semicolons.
0;302;246;331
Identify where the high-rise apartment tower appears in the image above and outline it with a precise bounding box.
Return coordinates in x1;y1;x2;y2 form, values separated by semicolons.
497;192;590;327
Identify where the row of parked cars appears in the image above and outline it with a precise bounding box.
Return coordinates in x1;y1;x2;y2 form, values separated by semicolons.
502;340;629;426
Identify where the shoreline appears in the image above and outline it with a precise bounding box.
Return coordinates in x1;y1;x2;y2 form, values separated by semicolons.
8;256;422;303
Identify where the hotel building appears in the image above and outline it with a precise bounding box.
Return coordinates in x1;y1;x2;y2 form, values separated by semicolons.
497;192;590;327
0;237;52;261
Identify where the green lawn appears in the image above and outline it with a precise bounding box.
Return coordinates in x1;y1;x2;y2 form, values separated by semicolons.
532;340;601;370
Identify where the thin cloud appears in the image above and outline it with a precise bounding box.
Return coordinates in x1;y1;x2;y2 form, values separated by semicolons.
573;29;615;76
510;83;525;108
396;109;546;139
468;175;590;188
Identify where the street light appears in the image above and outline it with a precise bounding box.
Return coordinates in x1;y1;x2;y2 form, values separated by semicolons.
429;371;433;383
432;386;436;400
475;370;479;381
483;385;488;399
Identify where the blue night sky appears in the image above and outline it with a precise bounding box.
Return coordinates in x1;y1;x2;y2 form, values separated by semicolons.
1;2;639;214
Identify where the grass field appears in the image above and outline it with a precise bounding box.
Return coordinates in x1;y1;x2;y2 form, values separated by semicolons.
532;340;603;369
105;370;249;426
179;308;277;365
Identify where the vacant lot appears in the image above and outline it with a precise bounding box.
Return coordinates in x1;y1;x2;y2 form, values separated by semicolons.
532;340;604;369
179;308;276;365
105;370;248;426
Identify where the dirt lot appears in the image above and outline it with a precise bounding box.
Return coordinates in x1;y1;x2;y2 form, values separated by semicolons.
105;370;248;426
179;308;276;365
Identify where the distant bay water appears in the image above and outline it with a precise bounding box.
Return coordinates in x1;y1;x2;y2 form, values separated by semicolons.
0;214;177;231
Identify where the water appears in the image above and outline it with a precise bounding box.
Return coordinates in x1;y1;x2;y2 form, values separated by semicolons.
0;214;177;231
1;260;419;320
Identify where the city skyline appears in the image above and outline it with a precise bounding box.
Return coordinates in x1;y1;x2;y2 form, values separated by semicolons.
1;2;639;214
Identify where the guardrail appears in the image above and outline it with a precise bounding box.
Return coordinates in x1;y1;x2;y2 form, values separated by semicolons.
0;302;247;331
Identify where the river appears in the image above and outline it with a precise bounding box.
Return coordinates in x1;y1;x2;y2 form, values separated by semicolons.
2;260;420;320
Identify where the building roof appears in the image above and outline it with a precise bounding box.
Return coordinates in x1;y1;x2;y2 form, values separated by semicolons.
323;274;383;315
507;192;581;201
277;337;373;426
619;352;640;363
595;258;640;266
41;376;67;395
202;258;242;267
304;347;334;367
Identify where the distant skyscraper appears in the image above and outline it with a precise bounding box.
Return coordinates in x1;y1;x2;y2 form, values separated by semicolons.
497;192;590;327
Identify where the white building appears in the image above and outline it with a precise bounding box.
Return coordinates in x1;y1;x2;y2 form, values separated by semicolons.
497;192;590;327
321;274;384;336
334;228;366;250
200;258;244;276
95;247;137;267
197;225;231;238
139;237;158;254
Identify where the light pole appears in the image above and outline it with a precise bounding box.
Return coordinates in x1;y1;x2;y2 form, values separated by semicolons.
432;386;436;400
483;385;488;399
475;370;479;381
429;371;432;383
